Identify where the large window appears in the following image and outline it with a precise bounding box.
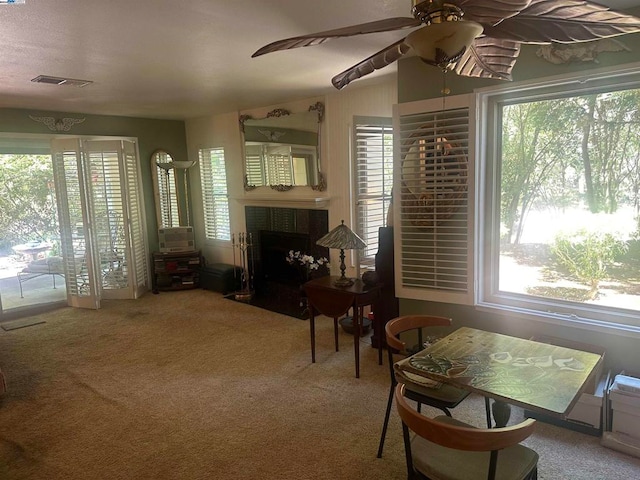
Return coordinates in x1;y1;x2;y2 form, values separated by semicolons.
198;147;230;241
479;67;640;332
354;117;393;267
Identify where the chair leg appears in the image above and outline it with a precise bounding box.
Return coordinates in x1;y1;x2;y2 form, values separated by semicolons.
377;382;396;458
485;397;492;428
401;423;415;480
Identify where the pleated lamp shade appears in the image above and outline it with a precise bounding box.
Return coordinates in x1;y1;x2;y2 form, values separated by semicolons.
316;220;366;287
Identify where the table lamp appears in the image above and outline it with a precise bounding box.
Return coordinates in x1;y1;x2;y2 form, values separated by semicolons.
316;220;366;287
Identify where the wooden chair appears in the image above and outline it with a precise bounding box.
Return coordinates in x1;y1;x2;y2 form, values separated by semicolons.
377;315;470;458
395;384;539;480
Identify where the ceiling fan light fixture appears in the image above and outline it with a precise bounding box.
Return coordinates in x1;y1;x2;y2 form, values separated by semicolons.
406;20;483;70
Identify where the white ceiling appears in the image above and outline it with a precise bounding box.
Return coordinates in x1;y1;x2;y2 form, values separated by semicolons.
1;0;639;121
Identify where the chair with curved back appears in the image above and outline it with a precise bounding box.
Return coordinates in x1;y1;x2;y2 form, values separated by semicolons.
377;315;470;458
395;383;539;480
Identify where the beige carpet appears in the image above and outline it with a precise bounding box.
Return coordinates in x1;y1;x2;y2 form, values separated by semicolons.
0;289;639;479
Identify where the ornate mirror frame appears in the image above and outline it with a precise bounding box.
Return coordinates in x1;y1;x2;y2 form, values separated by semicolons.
239;101;326;191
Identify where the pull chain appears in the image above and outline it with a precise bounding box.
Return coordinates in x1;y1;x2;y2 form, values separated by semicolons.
441;69;451;111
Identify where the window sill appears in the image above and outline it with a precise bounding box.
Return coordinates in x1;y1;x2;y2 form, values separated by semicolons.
476;301;640;339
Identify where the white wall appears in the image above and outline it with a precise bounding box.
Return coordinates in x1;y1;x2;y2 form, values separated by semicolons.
185;78;397;275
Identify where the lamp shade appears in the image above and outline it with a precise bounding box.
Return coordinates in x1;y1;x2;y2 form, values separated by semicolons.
405;20;483;70
316;220;366;250
172;160;197;169
156;162;174;171
316;220;366;288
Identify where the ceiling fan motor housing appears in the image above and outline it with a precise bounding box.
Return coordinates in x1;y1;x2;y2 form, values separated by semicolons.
412;0;465;25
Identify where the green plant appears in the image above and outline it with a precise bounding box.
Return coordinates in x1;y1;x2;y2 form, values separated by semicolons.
551;230;628;299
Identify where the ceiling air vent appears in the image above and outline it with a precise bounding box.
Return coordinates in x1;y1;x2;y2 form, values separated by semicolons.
31;75;93;87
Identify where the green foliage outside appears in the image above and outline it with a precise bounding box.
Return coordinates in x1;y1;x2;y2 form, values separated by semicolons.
501;88;640;303
551;230;628;299
501;89;640;246
0;154;59;255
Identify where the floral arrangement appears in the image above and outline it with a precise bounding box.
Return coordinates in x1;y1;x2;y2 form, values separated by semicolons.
286;250;329;272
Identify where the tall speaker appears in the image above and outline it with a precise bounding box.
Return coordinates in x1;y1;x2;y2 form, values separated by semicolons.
371;227;399;349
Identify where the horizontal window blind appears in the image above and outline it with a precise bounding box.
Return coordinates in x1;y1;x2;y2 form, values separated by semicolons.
396;99;473;303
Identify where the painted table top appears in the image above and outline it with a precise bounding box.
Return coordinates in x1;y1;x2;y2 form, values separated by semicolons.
395;327;604;416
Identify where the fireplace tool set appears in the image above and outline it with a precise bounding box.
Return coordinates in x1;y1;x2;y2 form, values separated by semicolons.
231;232;255;301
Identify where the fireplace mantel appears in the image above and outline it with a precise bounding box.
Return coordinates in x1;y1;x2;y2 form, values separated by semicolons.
234;195;329;209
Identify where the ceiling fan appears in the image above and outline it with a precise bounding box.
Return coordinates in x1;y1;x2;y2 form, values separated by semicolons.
252;0;640;89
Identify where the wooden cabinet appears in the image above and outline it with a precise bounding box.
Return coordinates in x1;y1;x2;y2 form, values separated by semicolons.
152;250;201;292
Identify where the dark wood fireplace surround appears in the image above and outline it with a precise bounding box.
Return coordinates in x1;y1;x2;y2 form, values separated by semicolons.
244;206;329;318
243;206;399;353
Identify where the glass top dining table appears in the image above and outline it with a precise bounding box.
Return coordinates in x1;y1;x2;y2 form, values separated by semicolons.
394;326;604;421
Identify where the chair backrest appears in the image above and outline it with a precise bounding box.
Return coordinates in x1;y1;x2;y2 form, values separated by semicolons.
385;315;452;354
395;383;536;451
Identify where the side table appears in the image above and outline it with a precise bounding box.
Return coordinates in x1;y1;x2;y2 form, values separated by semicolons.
303;276;381;378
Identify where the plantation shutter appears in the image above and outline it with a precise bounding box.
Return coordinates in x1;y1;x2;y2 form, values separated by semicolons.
199;147;231;241
52;138;101;309
153;150;180;227
51;137;148;308
265;147;293;186
354;117;393;267
244;144;264;187
393;94;475;305
122;140;148;296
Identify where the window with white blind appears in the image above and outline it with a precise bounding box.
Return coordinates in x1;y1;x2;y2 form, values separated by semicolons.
394;95;474;305
478;67;640;332
354;117;393;268
198;147;230;241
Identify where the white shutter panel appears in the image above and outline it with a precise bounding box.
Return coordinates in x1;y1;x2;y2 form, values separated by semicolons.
354;119;393;266
84;139;148;299
154;150;180;227
244;144;264;187
394;95;475;305
199;147;231;241
266;146;293;186
122;140;148;297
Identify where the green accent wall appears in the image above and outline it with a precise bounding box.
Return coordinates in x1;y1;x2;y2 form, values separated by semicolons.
0;108;188;252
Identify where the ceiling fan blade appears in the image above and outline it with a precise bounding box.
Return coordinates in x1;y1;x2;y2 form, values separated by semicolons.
331;39;411;90
252;17;420;57
454;37;521;81
482;0;640;44
456;0;532;26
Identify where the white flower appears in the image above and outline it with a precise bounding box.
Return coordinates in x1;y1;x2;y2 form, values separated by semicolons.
285;250;329;271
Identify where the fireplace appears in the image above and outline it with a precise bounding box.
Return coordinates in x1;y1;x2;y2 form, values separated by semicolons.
244;206;329;318
260;230;310;285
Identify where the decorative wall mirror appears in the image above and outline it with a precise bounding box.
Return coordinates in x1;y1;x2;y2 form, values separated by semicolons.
240;102;326;191
151;149;181;228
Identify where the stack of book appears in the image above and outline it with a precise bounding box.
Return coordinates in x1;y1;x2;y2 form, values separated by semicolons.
601;373;640;457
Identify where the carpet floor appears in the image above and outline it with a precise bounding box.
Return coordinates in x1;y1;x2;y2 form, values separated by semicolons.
0;289;639;479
